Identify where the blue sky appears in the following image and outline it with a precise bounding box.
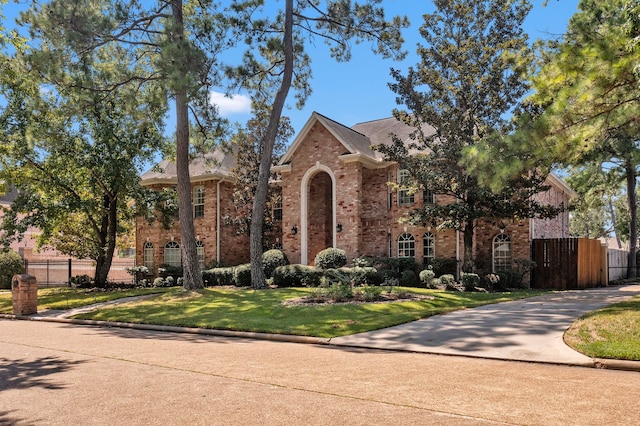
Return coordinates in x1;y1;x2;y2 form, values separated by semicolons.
3;0;581;146
217;0;582;136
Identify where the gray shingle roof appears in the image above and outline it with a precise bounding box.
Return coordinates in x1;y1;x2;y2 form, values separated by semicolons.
141;149;236;184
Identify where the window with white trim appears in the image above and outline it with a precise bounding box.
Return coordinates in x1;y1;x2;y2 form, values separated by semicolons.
143;242;154;270
164;241;181;267
196;240;205;269
398;233;415;258
423;232;435;265
398;169;414;205
273;197;282;222
493;234;512;272
193;186;205;218
423;189;434;204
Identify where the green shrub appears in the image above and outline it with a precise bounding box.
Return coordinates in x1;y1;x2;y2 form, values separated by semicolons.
203;267;235;286
71;274;94;289
351;256;375;267
0;250;23;289
153;277;165;287
419;269;436;288
400;270;419;287
496;270;519;290
262;249;289;278
314;247;347;269
324;281;353;301
461;273;480;292
233;264;252;287
164;276;175;287
439;274;455;286
159;265;183;281
358;284;383;301
273;264;322;287
426;258;458;277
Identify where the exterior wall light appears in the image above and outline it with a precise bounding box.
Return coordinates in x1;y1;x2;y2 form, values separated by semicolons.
291;225;298;235
336;223;343;233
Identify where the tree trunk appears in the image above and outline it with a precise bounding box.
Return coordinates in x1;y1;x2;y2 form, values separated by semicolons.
625;160;637;278
249;0;294;289
172;0;203;290
608;198;622;249
462;221;475;273
94;195;118;287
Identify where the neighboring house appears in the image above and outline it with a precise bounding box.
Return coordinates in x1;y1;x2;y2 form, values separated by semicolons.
136;112;577;276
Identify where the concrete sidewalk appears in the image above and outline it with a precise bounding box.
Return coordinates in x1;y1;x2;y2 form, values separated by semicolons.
5;284;640;370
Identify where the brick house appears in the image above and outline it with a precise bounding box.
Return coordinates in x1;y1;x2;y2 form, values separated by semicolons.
136;112;576;276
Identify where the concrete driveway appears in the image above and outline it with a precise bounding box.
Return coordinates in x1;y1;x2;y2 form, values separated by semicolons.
330;284;640;366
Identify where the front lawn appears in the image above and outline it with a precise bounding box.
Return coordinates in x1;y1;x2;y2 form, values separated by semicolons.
564;295;640;361
70;287;543;338
0;287;173;313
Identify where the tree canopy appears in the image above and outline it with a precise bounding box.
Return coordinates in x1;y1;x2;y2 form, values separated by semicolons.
376;0;560;272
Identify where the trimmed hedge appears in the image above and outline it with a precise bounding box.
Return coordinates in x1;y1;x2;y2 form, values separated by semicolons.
400;270;419;287
262;249;289;278
233;264;252;287
273;264;323;287
314;248;347;269
461;272;480;291
202;267;235;286
419;269;436;288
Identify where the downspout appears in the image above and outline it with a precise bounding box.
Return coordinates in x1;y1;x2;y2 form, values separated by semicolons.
217;180;221;264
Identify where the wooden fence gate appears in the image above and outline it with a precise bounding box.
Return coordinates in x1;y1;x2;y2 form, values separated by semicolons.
531;238;607;290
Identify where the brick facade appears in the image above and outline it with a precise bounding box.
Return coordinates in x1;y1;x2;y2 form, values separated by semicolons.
137;112;575;277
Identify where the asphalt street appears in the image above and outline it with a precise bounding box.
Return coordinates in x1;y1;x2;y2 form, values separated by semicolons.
1;319;639;425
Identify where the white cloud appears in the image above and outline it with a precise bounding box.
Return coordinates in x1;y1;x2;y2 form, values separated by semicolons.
209;91;251;117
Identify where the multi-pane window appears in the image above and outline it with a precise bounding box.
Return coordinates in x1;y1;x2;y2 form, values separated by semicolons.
493;234;512;272
423;232;435;265
423;189;434;204
193;186;205;218
398;233;415;258
164;241;181;267
143;242;154;270
397;169;414;205
196;240;205;269
273;197;282;221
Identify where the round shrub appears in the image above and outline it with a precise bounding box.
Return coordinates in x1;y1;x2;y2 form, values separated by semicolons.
165;276;175;287
400;270;418;287
314;248;347;269
0;250;24;289
153;277;165;287
461;273;480;291
233;264;252;287
262;249;289;278
419;269;436;288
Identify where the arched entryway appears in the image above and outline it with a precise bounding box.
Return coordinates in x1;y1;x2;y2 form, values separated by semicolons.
300;163;336;264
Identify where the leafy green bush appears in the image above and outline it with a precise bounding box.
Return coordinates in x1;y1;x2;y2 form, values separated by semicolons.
273;264;323;287
461;273;480;292
164;276;175;287
419;269;436;288
351;256;375;267
439;274;455;286
153;277;166;287
262;249;289;278
496;270;519;290
203;267;235;286
358;284;383;301
314;248;347;269
400;270;418;287
426;258;458;277
71;274;94;289
159;265;183;281
376;257;418;273
0;250;23;289
233;264;252;287
323;281;353;301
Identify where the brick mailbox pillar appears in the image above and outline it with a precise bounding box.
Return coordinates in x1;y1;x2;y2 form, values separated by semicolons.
12;274;38;315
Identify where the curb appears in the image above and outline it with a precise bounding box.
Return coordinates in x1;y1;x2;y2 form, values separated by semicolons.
2;313;640;372
0;313;331;346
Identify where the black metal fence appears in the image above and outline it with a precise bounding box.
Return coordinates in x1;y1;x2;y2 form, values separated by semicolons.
24;258;136;287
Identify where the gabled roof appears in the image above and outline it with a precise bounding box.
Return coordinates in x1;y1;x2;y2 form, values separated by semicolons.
277;112;435;167
140;149;236;186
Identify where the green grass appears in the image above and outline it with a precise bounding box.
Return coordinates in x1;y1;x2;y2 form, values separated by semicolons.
0;287;173;313
67;287;544;338
564;295;640;361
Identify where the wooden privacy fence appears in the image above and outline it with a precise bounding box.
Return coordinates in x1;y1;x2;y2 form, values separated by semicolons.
531;238;607;290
